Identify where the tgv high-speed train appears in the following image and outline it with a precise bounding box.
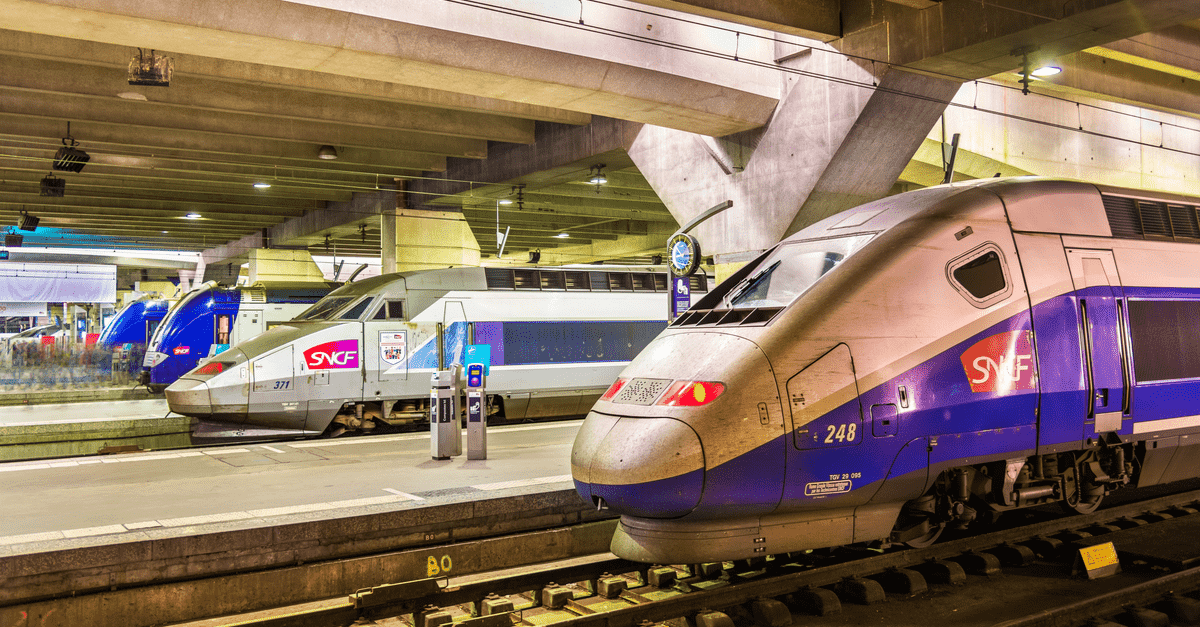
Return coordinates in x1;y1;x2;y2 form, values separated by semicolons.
166;266;708;440
572;177;1200;564
98;296;169;349
140;281;332;391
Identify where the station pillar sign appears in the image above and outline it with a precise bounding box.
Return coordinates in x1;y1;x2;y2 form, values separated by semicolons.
667;232;700;321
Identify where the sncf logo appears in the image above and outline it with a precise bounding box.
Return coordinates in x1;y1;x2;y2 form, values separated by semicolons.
960;330;1036;393
304;339;360;370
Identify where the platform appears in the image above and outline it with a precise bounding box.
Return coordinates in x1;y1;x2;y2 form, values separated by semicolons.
0;397;186;460
0;419;608;627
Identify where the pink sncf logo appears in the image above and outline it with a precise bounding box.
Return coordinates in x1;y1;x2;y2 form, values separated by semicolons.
960;329;1037;394
304;339;360;370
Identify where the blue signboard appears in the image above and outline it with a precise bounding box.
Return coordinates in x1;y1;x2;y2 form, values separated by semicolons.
671;276;691;319
464;344;492;375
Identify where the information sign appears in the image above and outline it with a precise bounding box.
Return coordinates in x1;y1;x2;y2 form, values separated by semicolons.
671;276;691;319
465;344;491;375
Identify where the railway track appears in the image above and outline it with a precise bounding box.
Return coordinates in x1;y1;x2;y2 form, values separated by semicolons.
174;485;1200;627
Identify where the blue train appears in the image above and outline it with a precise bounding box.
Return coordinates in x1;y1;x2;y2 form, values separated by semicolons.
140;281;332;391
98;296;169;349
572;177;1200;563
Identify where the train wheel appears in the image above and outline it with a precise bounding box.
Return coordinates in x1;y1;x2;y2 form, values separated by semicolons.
1060;465;1104;515
891;494;945;548
904;521;945;549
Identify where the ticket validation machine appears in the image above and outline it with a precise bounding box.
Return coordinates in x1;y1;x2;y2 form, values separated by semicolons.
430;364;463;460
466;363;487;460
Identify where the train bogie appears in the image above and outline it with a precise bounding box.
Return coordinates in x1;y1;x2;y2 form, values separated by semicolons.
572;178;1200;563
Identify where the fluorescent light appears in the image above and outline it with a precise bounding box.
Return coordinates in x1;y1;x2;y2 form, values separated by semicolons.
253;182;271;189
498;199;513;205
555;232;570;238
1031;66;1061;77
184;213;202;219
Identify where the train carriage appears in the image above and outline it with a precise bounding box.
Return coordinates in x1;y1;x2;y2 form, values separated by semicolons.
571;177;1200;564
166;266;707;441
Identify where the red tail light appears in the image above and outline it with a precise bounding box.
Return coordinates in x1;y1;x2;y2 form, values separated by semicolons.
657;380;725;407
600;378;628;401
194;361;230;375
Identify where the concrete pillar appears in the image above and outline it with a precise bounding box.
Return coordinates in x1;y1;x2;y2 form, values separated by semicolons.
246;249;326;284
381;210;397;275
628;49;960;282
390;209;481;272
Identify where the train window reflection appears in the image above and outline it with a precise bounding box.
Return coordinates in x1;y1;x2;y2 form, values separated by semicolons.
339;297;375;320
295;296;355;321
372;300;405;320
725;234;874;309
952;251;1006;299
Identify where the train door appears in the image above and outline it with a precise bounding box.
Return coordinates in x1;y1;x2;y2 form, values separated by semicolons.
364;298;408;386
1065;249;1130;441
249;345;295;412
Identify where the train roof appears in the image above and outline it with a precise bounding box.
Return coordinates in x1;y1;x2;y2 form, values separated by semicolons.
322;265;692;298
790;177;1200;244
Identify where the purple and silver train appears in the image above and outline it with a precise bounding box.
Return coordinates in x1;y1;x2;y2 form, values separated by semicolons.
572;177;1200;563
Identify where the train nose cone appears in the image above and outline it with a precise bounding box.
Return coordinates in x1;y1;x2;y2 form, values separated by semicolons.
572;411;703;518
165;377;212;416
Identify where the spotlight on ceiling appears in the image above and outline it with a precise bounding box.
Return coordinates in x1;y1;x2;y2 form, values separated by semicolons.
588;164;607;186
18;212;39;231
184;212;202;219
555;232;570;238
529;250;541;264
317;145;338;160
1031;65;1062;77
53;123;90;173
128;48;173;86
40;174;65;197
5;232;23;248
253;182;271;189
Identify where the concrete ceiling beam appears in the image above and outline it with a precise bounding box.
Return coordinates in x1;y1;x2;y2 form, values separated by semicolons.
0;88;491;158
1092;25;1200;80
536;230;677;265
0;185;315;217
0;54;537;145
0;117;448;172
0;0;776;137
0;29;593;126
626;0;841;41
839;0;1200;80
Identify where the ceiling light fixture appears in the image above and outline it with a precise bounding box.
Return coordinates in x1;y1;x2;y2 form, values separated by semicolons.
40;174;65;197
555;232;570;238
1031;65;1062;77
53;122;90;173
185;212;202;219
18;212;39;231
253;182;271;189
588;164;607;187
117;91;148;101
317;145;338;160
5;232;23;248
128;48;173;86
498;198;513;205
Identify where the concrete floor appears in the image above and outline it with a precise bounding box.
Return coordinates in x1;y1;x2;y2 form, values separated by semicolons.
0;420;581;548
0;398;169;426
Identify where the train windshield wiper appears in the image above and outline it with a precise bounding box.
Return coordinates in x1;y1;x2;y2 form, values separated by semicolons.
727;260;781;306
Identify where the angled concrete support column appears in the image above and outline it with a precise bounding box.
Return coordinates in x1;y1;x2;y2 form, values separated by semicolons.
246;249;326;284
391;210;481;272
628;53;960;280
381;210;397;275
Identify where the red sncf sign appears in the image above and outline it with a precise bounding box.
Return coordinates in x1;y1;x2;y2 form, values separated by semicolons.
960;329;1037;393
303;339;360;370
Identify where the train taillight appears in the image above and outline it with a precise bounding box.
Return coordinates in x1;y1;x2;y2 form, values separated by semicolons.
194;361;232;375
600;378;629;401
657;381;725;407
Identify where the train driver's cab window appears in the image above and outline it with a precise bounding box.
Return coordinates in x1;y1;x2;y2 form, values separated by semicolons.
947;243;1011;308
214;314;231;344
296;296;355;321
338;297;375;320
372;300;405;320
723;233;874;310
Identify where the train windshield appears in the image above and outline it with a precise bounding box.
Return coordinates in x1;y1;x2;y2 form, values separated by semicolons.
725;234;874;309
150;286;208;345
294;296;357;321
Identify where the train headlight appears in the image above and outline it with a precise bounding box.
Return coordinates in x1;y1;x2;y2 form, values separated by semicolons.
599;378;628;401
657;380;725;407
194;361;233;375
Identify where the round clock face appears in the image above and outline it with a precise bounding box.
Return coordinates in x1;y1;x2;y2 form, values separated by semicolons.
668;234;700;277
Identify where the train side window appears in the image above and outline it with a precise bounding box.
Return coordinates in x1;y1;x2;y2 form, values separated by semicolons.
372;300;405;320
338;297;375;320
946;243;1012;308
1127;299;1200;382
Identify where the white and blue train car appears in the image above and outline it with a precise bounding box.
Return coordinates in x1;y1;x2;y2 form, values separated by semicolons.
572;177;1200;564
166;266;707;440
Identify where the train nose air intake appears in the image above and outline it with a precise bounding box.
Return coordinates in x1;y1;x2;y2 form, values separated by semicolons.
572;413;704;519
